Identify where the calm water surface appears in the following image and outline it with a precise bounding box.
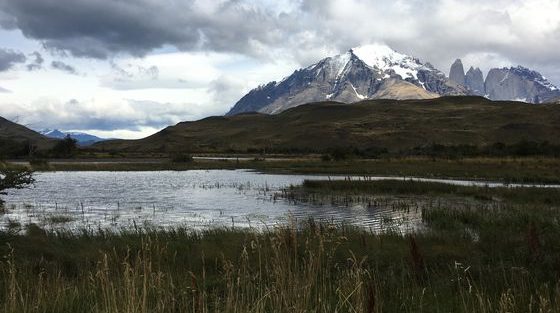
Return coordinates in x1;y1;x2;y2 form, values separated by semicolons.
2;170;556;232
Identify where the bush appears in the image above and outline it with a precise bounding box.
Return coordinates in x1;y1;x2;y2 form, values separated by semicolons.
0;168;34;206
171;153;194;163
29;159;49;167
51;135;78;158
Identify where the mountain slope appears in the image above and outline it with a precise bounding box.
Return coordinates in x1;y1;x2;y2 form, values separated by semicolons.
0;116;55;150
0;117;55;154
227;44;466;115
96;97;560;154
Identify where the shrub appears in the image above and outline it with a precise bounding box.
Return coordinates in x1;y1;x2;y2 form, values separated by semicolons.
171;153;194;163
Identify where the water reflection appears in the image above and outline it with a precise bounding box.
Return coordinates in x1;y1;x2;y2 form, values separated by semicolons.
2;170;554;232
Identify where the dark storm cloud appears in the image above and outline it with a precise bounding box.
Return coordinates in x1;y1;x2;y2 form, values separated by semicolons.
0;0;298;59
0;47;25;71
0;0;558;84
51;60;77;75
26;51;43;71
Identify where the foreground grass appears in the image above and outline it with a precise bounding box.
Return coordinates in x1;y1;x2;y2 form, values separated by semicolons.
5;156;560;183
2;193;560;312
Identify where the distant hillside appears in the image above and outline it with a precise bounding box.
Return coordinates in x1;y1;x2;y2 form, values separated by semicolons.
95;96;560;154
0;116;55;149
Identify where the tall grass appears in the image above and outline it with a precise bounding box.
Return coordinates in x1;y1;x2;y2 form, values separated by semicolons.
2;179;560;312
299;179;560;204
1;212;560;312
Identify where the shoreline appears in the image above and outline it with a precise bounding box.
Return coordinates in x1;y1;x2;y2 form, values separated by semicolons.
3;156;560;184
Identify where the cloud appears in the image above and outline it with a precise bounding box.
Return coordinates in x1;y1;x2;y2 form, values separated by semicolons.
0;97;216;132
1;0;559;85
209;75;249;109
100;62;164;90
26;51;43;71
51;60;77;75
0;47;25;71
0;0;300;59
0;85;10;93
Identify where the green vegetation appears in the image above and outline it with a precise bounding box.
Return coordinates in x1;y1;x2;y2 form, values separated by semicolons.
6;156;560;183
2;191;560;312
297;179;560;205
0;167;34;206
50;135;78;158
170;153;194;163
0;139;34;159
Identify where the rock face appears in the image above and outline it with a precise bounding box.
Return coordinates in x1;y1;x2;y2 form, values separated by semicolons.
465;67;485;96
227;50;560;116
227;44;466;115
484;66;560;103
447;59;560;103
449;59;466;86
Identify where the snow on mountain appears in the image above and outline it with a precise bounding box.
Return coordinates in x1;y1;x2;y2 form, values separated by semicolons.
451;60;560;104
510;66;558;91
352;44;423;81
39;129;110;146
227;44;465;115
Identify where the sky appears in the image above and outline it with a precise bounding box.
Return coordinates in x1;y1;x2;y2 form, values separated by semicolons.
0;0;559;139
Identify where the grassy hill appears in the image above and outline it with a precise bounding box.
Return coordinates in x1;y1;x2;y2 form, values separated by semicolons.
0;116;55;155
94;96;560;154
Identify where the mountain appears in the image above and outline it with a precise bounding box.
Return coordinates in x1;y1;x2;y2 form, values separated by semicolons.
39;129;109;146
449;59;466;86
448;60;560;103
227;44;466;115
485;66;560;103
548;96;560;104
96;97;560;154
464;67;485;96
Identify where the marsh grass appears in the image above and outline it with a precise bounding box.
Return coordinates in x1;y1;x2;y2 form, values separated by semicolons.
1;207;560;312
1;180;560;312
297;179;560;205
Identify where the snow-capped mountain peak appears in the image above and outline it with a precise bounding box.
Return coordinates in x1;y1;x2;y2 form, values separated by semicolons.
226;43;464;115
38;129;110;146
40;129;66;138
351;44;424;81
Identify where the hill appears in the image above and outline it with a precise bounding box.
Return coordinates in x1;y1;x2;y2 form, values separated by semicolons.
0;117;55;147
94;96;560;154
0;116;56;157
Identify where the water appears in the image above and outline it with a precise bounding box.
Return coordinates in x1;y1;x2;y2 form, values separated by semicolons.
1;170;557;232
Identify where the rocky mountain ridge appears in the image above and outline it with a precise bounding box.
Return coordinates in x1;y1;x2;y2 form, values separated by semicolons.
227;45;560;115
450;60;560;103
227;44;465;115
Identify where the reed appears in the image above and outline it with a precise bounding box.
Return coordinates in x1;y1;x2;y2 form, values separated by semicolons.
0;210;559;312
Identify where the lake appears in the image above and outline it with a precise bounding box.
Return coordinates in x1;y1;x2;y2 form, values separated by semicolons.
2;170;557;232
